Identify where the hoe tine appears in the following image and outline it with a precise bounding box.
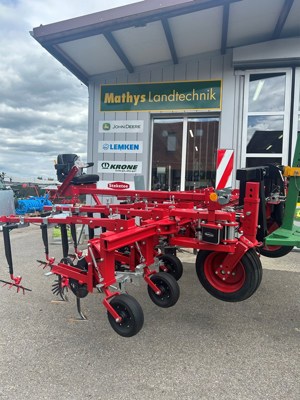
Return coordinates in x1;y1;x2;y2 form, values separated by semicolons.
51;280;61;296
0;279;31;294
51;276;68;301
37;259;50;269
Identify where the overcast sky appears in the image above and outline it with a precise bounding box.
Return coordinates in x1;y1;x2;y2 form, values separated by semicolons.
0;0;137;179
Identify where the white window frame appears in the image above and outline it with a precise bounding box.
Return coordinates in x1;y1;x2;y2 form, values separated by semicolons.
149;115;220;190
241;68;292;167
292;67;300;161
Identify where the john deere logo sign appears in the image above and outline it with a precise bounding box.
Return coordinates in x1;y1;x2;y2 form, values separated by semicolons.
102;122;111;131
99;120;144;134
100;80;222;112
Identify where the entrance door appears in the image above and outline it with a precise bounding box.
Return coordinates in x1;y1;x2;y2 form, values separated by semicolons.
151;117;219;190
151;119;183;191
185;118;219;190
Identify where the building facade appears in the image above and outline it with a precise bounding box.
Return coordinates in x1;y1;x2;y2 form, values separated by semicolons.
32;0;300;190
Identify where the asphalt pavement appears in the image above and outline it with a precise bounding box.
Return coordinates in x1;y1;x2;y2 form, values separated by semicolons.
0;225;299;400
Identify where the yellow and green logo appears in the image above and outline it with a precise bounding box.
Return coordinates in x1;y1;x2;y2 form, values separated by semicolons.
102;122;111;131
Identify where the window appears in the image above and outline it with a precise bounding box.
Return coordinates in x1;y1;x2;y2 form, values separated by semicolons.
292;67;300;160
241;70;292;168
151;117;219;190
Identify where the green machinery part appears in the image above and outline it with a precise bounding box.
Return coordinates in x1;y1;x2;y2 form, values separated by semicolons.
265;133;300;248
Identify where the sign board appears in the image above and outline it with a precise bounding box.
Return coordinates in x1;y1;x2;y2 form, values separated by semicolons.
98;141;143;153
98;161;142;174
215;149;234;189
99;120;144;133
100;80;222;112
97;181;134;189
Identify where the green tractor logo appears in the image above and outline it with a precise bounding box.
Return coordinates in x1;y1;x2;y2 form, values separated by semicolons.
102;122;111;131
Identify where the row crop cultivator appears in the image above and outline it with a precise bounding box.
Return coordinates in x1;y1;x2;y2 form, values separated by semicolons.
1;136;299;337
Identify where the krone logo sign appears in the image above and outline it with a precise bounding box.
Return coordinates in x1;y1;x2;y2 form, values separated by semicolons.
101;162;110;169
98;161;142;174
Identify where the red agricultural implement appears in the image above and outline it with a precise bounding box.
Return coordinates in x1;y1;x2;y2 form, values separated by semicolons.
1;136;299;337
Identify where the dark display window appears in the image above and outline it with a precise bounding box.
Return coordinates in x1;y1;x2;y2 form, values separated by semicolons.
151;117;219;190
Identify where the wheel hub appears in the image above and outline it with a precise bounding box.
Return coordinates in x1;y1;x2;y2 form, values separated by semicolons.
205;253;246;292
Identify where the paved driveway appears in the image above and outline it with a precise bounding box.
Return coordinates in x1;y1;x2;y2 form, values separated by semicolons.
0;225;299;400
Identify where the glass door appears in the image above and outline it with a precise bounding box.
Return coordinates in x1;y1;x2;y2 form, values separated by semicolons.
185;118;219;189
151;117;219;190
151;119;183;191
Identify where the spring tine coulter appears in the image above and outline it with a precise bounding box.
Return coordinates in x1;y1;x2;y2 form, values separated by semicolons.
60;224;69;258
3;224;17;276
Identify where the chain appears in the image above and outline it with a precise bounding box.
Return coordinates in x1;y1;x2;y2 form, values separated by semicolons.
135;241;145;263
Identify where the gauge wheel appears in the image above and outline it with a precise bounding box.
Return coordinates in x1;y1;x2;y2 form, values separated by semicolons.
107;294;144;337
195;248;262;302
158;254;183;281
147;272;180;308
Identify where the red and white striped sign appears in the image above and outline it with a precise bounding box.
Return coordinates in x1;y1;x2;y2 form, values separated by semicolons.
215;149;234;190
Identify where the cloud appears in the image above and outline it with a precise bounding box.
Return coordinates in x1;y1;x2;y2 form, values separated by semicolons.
0;0;136;179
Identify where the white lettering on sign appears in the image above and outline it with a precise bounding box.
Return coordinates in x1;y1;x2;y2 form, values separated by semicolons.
97;181;134;189
108;182;130;189
98;161;142;174
98;141;143;153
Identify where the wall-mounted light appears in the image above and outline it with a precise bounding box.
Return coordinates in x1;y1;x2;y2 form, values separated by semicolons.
195;146;199;151
189;129;194;138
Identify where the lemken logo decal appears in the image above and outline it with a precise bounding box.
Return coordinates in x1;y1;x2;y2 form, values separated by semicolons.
102;143;140;151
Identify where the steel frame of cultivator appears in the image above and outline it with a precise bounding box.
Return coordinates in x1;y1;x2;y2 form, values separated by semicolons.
1;133;299;336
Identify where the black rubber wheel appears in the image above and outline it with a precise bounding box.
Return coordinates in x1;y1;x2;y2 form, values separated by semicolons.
195;248;262;302
260;244;294;258
107;294;144;337
246;248;263;289
158;254;183;281
147;272;180;308
69;257;89;298
260;205;293;258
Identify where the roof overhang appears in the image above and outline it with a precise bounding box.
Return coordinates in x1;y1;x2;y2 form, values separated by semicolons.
31;0;300;85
